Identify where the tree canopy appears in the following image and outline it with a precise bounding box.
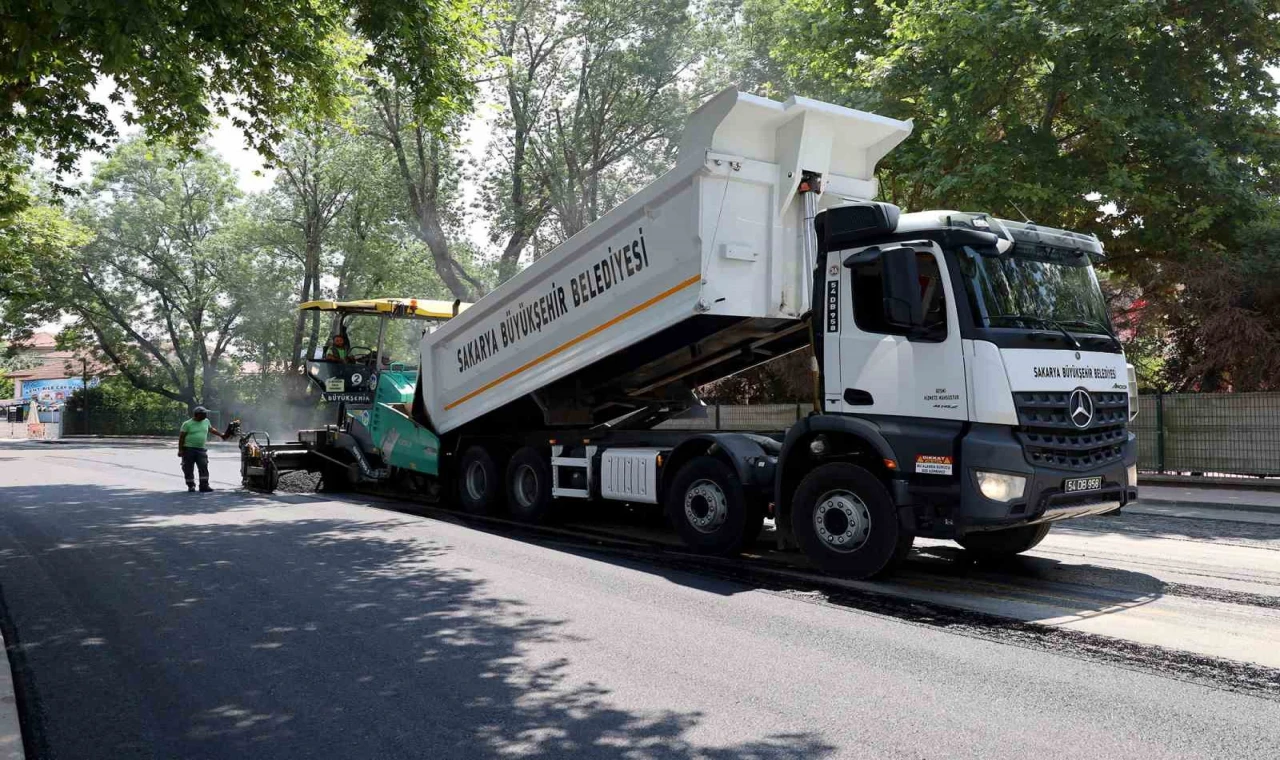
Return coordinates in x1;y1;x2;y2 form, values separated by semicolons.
739;0;1280;390
0;0;483;210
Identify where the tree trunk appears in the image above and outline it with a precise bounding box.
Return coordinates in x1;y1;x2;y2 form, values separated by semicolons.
288;266;313;374
498;228;532;283
414;204;472;300
305;236;323;362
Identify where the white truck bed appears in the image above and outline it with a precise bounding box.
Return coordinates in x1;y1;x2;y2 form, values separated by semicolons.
419;88;912;435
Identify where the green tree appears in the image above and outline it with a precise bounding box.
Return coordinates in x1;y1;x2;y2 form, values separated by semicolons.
0;348;41;399
209;198;305;377
226;119;459;378
14;139;252;408
482;0;697;280
368;86;486;300
736;0;1280;390
260;123;363;371
0;177;90;337
1;0;483;212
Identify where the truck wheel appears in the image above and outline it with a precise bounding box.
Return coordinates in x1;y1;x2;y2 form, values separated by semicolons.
665;456;763;555
458;445;504;515
957;523;1051;558
506;447;554;523
790;463;912;579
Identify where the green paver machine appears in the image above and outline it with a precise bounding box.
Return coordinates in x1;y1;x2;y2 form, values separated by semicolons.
239;298;468;494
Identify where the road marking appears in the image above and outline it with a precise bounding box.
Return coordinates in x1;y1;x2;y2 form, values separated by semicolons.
444;274;701;411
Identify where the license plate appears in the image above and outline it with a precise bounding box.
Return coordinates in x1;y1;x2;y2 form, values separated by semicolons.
1064;476;1102;493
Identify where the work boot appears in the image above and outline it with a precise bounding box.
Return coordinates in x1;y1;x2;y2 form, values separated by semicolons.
187;485;196;493
199;482;214;493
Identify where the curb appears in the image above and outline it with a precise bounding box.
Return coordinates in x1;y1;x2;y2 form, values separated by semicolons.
0;630;24;760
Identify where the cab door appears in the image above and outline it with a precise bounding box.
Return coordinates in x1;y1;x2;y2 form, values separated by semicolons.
824;242;968;421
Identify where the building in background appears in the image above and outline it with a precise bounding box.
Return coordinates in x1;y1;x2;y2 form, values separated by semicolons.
2;333;104;410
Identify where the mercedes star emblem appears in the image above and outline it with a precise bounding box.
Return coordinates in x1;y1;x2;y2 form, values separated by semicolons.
1069;388;1095;429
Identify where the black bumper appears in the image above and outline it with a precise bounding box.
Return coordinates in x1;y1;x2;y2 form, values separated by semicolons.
903;423;1137;538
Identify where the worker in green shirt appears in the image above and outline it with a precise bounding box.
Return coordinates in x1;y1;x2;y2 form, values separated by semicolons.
178;406;231;492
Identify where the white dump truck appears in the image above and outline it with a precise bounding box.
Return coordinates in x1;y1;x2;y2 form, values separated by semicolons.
247;87;1139;579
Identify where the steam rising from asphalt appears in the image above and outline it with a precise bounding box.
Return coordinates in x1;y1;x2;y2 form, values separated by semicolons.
224;389;330;443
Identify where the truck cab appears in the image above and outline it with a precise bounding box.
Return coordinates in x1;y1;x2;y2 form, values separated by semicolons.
773;203;1137;576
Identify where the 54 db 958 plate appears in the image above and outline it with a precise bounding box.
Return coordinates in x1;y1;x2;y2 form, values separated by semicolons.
1064;476;1102;493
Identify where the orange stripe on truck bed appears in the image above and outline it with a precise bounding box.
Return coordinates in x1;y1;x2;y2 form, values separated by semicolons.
444;274;702;411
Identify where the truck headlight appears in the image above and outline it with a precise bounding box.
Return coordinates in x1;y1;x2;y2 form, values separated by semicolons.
975;471;1026;502
1127;464;1138;487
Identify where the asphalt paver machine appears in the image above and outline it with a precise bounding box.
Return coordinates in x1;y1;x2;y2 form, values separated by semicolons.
239;298;468;493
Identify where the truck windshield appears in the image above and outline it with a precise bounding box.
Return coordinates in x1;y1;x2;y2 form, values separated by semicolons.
954;244;1113;334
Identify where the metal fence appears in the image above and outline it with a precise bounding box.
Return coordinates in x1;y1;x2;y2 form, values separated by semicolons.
61;409;217;437
1132;392;1280;478
667;395;1280;480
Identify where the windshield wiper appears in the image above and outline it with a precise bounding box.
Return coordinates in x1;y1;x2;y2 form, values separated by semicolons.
987;313;1082;349
1059;319;1122;350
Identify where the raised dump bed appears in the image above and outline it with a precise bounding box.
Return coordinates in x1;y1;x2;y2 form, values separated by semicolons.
419;87;912;434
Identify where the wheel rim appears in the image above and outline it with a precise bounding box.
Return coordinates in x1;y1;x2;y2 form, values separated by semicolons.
813;489;871;553
465;460;488;501
684;479;728;534
513;463;539;508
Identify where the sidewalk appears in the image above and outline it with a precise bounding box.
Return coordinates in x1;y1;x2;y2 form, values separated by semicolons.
1131;483;1280;524
0;630;23;760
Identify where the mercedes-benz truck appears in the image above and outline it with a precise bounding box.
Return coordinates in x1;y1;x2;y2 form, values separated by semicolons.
250;87;1138;579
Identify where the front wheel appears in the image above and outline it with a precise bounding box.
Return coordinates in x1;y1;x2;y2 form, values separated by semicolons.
665;456;763;555
790;463;912;579
957;523;1051;559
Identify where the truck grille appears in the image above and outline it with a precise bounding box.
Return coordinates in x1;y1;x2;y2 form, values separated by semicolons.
1013;392;1128;471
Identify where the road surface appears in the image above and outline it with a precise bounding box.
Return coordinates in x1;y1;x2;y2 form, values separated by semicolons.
0;440;1278;758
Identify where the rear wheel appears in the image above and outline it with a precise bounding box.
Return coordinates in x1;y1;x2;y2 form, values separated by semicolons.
957;523;1051;558
458;445;504;515
505;447;554;523
665;456;763;555
790;463;912;579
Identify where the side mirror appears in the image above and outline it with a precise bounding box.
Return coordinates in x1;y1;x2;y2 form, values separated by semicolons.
880;246;924;328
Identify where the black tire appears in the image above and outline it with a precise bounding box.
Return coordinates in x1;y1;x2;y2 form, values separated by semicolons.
665;456;764;555
505;447;555;523
790;463;912;579
957;523;1051;558
457;445;504;515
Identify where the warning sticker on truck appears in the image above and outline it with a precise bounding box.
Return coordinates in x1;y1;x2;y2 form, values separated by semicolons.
915;455;953;476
